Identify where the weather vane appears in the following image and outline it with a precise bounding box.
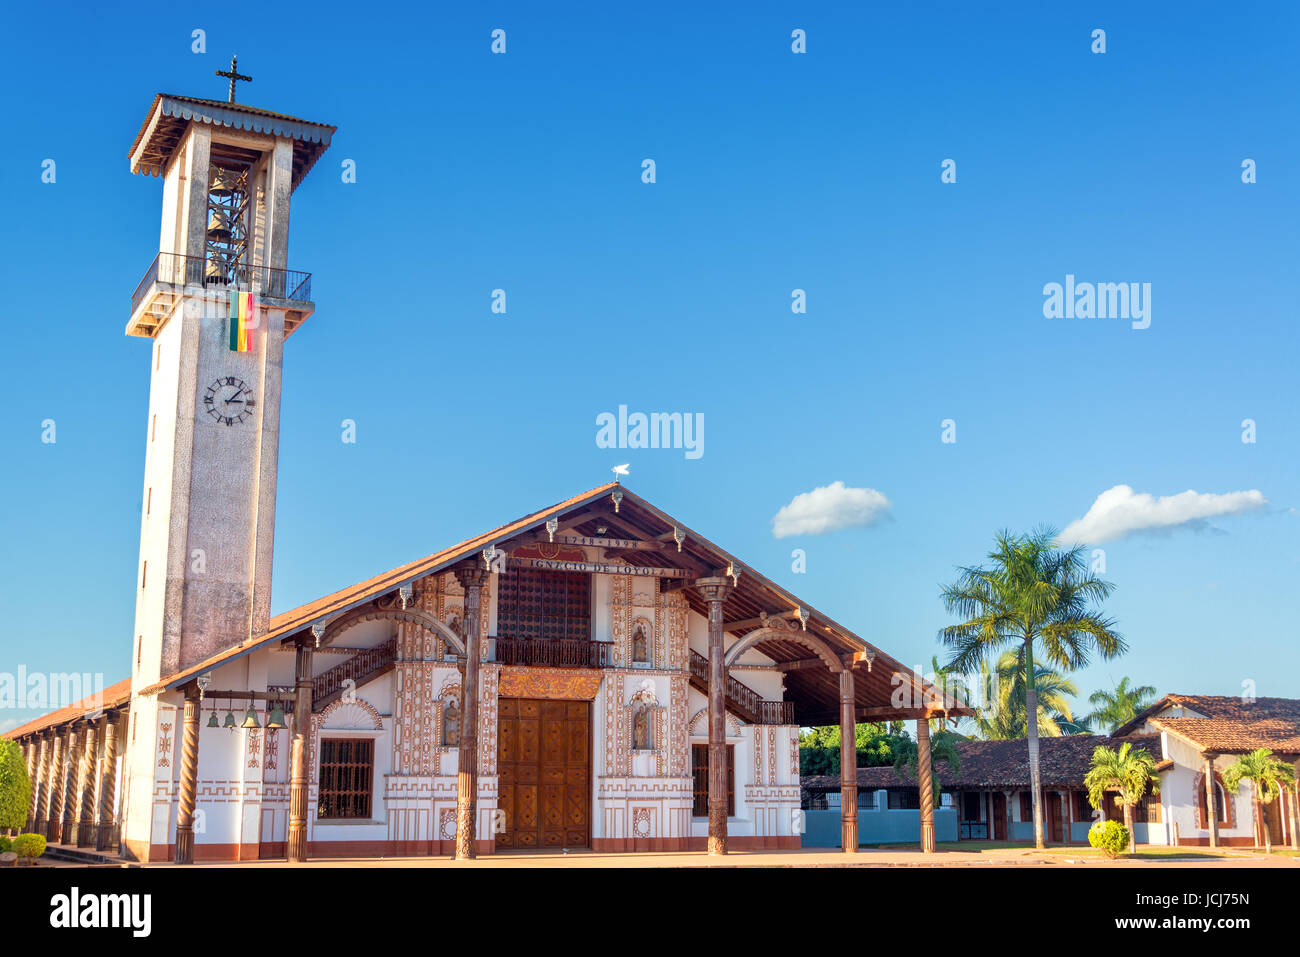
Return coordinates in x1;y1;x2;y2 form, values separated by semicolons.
215;55;252;103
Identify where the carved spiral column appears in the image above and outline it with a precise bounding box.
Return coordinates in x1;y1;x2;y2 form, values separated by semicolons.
1290;764;1300;851
29;736;49;833
288;638;315;863
839;669;858;853
695;576;734;856
59;725;81;844
37;732;57;839
1204;754;1219;848
174;685;201;864
917;718;935;853
77;721;97;846
96;714;120;852
454;563;489;860
22;740;36;830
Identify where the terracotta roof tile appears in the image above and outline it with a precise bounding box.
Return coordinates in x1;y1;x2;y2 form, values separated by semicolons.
1114;694;1300;737
1151;716;1300;755
2;677;132;741
802;733;1162;794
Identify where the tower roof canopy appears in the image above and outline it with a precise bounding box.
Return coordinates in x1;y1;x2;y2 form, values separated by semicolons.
129;93;336;189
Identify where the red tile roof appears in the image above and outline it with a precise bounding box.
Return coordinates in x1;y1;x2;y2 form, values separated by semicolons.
2;678;132;741
802;733;1163;793
1151;717;1300;755
1114;694;1300;755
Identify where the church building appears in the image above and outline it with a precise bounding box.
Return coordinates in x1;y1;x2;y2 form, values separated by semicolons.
5;80;966;863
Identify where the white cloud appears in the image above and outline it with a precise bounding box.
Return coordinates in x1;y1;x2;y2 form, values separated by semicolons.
1060;484;1268;545
771;481;892;538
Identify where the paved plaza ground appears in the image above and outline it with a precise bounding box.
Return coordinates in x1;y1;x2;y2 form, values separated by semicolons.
30;841;1300;868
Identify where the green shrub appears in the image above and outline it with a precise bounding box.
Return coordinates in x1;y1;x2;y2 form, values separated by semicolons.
0;835;11;853
12;833;46;863
1088;819;1130;858
0;741;30;831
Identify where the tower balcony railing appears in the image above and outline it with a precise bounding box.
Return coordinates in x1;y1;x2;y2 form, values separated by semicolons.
130;252;312;318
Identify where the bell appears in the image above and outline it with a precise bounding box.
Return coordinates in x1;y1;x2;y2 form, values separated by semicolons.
209;167;239;195
207;709;219;729
206;211;232;241
266;705;287;730
222;709;237;730
241;705;261;729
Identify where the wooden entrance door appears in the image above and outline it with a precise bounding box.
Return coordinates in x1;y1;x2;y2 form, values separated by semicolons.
497;697;590;849
991;792;1008;840
1046;792;1064;843
1263;797;1284;846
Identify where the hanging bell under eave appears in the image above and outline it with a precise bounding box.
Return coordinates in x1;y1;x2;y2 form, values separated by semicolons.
266;705;286;730
207;709;219;728
222;709;237;730
241;704;261;729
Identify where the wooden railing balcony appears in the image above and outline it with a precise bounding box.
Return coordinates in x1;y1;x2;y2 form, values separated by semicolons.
491;636;614;669
312;638;397;710
688;649;795;725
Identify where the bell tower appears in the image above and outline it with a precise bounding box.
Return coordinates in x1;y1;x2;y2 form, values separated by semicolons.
126;74;335;686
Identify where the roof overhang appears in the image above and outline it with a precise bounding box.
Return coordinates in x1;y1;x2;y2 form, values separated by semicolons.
129;94;336;189
136;483;970;724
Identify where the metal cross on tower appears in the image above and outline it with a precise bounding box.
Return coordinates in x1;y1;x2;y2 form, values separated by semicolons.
215;55;252;103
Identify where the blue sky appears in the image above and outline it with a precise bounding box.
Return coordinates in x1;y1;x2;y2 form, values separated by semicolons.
2;2;1297;730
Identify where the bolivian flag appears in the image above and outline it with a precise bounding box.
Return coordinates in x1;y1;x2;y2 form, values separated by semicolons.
228;290;257;352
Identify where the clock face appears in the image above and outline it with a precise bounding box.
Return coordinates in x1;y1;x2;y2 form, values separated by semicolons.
202;376;257;426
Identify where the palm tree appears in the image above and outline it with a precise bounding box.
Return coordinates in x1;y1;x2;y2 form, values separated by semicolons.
1221;748;1297;853
1086;677;1158;734
1084;742;1160;855
894;728;962;808
940;527;1124;849
973;650;1080;740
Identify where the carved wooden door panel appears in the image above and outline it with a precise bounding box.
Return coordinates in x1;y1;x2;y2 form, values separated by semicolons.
992;792;1007;841
497;698;589;850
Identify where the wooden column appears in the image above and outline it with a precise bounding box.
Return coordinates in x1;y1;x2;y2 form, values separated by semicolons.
839;668;857;853
288;638;315;863
1204;754;1219;849
36;732;55;838
96;713;120;852
77;721;97;846
1289;769;1300;852
58;725;80;845
29;736;49;833
917;718;935;853
174;685;201;864
454;563;489;860
22;740;36;830
695;576;733;855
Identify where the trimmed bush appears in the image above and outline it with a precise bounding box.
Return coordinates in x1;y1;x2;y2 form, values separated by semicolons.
0;835;11;853
0;741;30;831
1088;819;1130;858
12;832;46;863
